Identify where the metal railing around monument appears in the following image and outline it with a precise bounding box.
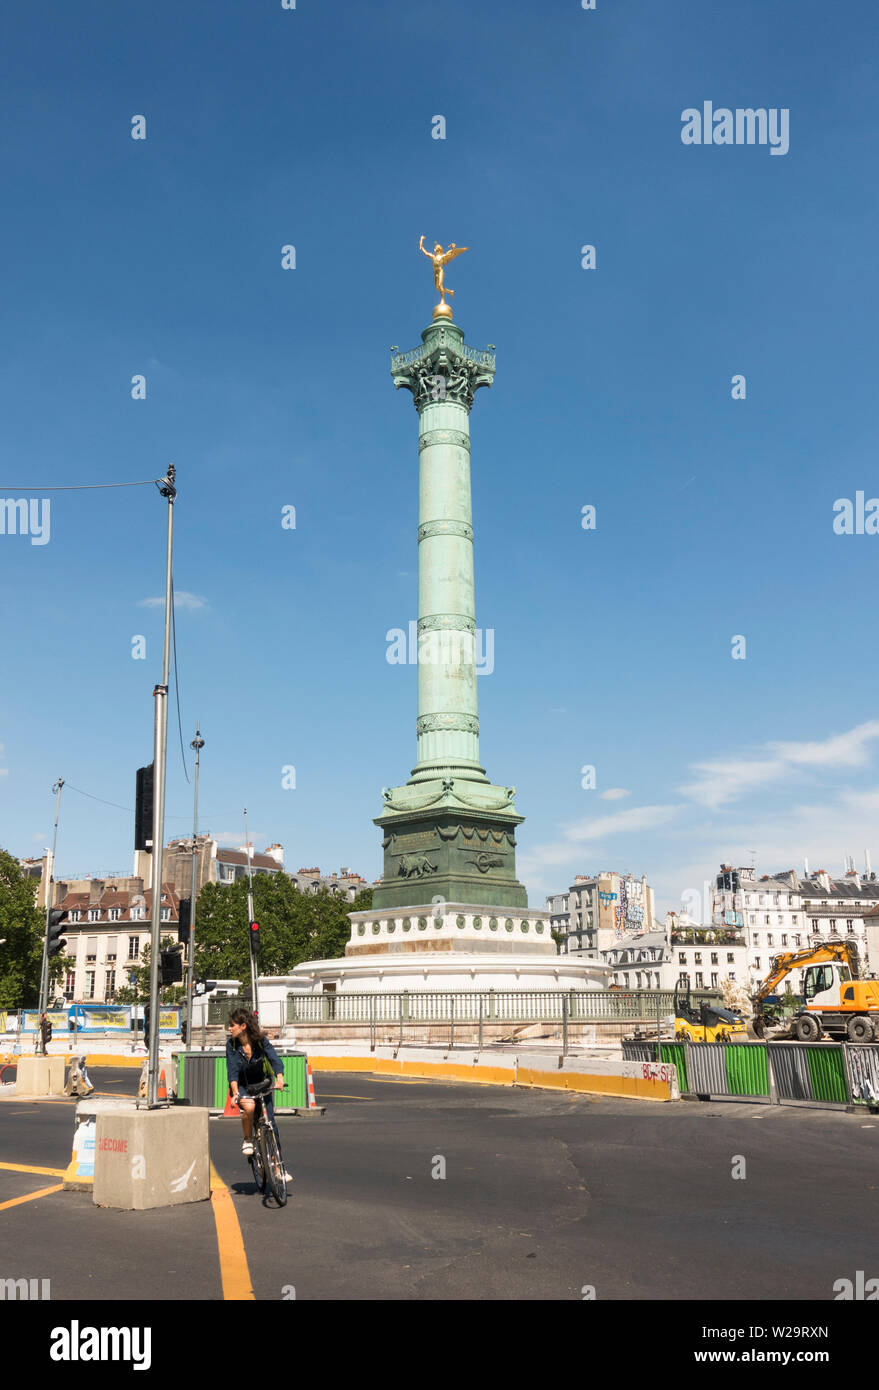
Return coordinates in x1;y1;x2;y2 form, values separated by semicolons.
285;988;720;1026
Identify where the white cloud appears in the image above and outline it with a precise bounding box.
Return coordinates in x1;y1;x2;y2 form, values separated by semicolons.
680;720;879;810
600;788;630;801
138;591;208;611
563;804;681;843
680;757;785;809
519;804;681;884
769;721;879;769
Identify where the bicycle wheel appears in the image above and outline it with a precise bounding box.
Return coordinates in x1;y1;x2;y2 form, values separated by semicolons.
258;1120;287;1207
249;1138;266;1193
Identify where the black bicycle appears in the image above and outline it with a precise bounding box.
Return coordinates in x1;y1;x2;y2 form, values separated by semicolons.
245;1078;287;1207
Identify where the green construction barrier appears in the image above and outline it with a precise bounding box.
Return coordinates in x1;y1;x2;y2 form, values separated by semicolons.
659;1042;688;1094
806;1047;848;1103
725;1044;770;1097
175;1050;308;1111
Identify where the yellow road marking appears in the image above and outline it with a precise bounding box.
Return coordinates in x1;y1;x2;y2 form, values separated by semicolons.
209;1162;255;1301
0;1183;63;1211
368;1076;437;1085
318;1093;373;1100
0;1161;67;1177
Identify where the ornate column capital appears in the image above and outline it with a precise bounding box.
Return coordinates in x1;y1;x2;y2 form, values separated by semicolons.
390;322;496;414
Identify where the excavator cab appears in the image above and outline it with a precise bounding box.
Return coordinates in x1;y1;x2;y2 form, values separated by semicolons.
673;976;747;1043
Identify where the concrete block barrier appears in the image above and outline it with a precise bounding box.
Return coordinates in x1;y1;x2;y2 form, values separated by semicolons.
305;1044;678;1101
16;1055;66;1096
93;1105;211;1211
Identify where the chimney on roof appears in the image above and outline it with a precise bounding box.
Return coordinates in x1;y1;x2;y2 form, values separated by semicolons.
804;857;810;877
866;849;873;878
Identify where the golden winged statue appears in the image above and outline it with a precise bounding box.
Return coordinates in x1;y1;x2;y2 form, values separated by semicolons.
420;235;468;317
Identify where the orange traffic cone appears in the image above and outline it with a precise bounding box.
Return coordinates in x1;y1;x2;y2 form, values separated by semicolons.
157;1069;167;1101
305;1062;319;1110
223;1088;240;1117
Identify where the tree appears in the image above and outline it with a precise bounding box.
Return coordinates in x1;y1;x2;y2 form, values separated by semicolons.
0;849;68;1009
114;943;185;1005
192;876;373;981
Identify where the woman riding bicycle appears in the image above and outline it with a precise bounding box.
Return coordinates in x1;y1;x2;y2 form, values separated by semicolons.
226;1009;292;1182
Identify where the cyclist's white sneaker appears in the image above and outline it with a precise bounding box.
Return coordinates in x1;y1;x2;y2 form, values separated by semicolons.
242;1141;254;1156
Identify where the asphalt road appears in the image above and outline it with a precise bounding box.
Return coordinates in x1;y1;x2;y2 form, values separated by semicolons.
1;1067;878;1303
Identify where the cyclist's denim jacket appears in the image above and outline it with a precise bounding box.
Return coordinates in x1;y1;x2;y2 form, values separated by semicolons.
226;1034;284;1087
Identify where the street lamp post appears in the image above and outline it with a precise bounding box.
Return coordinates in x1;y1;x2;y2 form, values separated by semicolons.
185;725;204;1045
37;778;64;1054
244;808;259;1019
146;465;176;1108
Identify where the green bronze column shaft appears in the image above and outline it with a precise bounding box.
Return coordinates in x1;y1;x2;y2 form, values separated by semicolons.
409;319;487;784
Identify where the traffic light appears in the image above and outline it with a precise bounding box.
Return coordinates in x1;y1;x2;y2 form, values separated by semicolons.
134;763;154;852
177;897;192;943
47;909;68;957
160;946;184;986
193;979;217;996
249;920;261;961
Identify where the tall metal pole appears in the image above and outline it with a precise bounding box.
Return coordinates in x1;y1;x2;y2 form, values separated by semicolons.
184;724;204;1044
244;808;259;1018
37;778;64;1053
147;465;176;1108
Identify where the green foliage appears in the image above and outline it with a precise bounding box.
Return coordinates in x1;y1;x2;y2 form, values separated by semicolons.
0;849;55;1009
193;877;372;981
113;942;185;1004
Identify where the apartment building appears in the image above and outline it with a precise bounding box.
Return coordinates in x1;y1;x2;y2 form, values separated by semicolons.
667;910;749;992
52;881;180;1003
712;861;879;991
546;872;656;959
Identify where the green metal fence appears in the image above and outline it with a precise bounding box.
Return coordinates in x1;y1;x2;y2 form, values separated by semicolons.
285;988;720;1026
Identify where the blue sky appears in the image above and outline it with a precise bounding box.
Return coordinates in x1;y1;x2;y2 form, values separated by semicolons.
2;0;878;915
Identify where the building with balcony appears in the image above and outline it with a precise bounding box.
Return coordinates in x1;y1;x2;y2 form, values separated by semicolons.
51;881;181;1003
712;860;879;990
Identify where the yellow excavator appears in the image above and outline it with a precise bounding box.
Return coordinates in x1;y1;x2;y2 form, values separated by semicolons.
752;939;879;1042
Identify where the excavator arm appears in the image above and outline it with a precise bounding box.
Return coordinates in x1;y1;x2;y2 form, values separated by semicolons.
752;940;858;1011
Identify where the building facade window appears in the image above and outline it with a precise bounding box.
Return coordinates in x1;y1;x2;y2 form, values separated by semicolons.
128;936;140;960
109;908;120;921
695;973;704;988
88;908;100;922
85;972;96;1000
